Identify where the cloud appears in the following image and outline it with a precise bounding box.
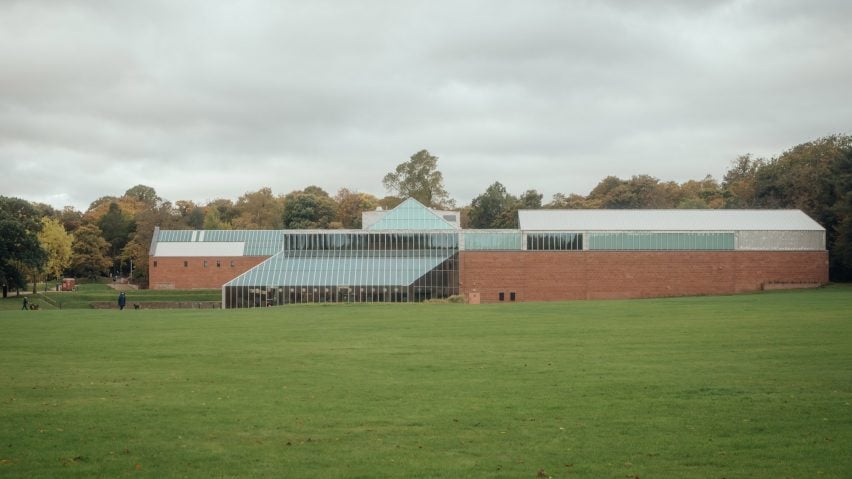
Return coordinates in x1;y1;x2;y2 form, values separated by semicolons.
1;0;850;210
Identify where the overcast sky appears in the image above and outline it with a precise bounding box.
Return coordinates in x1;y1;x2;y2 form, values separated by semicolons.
2;0;850;211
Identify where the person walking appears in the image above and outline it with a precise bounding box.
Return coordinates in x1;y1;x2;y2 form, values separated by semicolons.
22;296;29;311
118;291;127;311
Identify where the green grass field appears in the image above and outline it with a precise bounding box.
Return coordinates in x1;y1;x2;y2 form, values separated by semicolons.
0;284;220;310
1;286;850;478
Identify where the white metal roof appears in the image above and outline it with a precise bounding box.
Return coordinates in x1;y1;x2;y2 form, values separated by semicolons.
518;209;824;232
153;242;245;257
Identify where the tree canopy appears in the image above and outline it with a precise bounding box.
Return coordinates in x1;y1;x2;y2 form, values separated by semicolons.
382;150;453;208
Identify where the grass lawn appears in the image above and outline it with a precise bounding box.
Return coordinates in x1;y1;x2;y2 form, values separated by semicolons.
0;284;220;310
1;285;850;478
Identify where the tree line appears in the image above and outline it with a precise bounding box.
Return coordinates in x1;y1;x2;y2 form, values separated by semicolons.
2;134;850;295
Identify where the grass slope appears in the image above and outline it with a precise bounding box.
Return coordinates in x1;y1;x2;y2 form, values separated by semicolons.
1;286;850;478
0;284;220;310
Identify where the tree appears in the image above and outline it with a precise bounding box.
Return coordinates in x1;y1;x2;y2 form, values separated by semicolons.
546;193;589;209
382;150;453;208
0;197;46;296
175;200;205;229
70;224;112;280
723;154;764;208
586;175;674;209
124;184;161;208
205;198;238;226
97;202;136;272
282;191;337;229
468;182;518;229
518;189;543;210
335;188;379;229
743;135;852;280
203;207;232;230
231;187;285;229
123;202;186;286
59;206;84;233
37;217;73;285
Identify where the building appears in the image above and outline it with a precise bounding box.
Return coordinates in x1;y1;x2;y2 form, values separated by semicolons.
147;199;828;307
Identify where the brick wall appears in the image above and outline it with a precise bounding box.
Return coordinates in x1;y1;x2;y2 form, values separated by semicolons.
460;251;829;303
148;256;269;289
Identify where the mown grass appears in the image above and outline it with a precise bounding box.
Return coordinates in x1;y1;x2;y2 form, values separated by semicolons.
0;285;850;478
0;284;220;310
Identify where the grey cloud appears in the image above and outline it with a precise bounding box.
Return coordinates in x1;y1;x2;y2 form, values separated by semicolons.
1;0;850;210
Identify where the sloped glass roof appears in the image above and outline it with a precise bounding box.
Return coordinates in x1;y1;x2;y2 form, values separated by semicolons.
367;198;457;230
225;250;452;287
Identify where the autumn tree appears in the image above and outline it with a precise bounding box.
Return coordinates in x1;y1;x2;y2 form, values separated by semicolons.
546;193;589;209
37;217;73;286
382;150;453;208
722;154;764;208
231;187;285;229
741;135;852;280
124;184;161;208
176;200;205;229
205;198;238;227
70;224;112;280
335;188;379;229
203;207;232;230
122;202;186;286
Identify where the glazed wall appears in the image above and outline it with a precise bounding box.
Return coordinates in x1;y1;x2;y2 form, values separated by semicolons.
459;251;829;303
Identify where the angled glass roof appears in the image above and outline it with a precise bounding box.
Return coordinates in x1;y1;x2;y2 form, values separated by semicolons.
367;198;457;230
225;250;452;287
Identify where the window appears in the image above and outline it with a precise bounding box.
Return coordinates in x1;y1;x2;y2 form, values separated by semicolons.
153;261;158;268
510;292;516;301
183;261;188;267
216;260;221;268
203;260;208;268
499;292;505;301
230;260;235;267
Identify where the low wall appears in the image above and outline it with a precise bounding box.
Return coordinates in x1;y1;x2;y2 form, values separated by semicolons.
460;250;829;303
91;301;222;309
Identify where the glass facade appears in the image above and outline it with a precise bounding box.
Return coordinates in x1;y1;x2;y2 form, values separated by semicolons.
224;231;459;308
526;232;583;251
587;232;735;250
463;231;523;250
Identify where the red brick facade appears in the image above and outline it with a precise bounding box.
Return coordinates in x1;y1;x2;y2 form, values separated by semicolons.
150;250;829;301
459;251;829;303
149;256;268;289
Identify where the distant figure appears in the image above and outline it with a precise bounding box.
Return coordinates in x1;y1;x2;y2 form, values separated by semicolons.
21;297;28;311
118;291;127;311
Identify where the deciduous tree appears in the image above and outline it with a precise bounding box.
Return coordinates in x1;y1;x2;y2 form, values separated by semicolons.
382;150;453;208
37;217;73;284
70;224;112;280
282;191;337;229
0;197;45;296
231;187;284;229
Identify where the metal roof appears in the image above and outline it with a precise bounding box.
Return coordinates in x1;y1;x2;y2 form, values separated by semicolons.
518;209;825;231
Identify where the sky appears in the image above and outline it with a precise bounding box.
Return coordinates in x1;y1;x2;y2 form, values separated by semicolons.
2;0;850;211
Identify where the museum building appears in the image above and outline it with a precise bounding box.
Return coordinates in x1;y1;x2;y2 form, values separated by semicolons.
147;198;828;308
